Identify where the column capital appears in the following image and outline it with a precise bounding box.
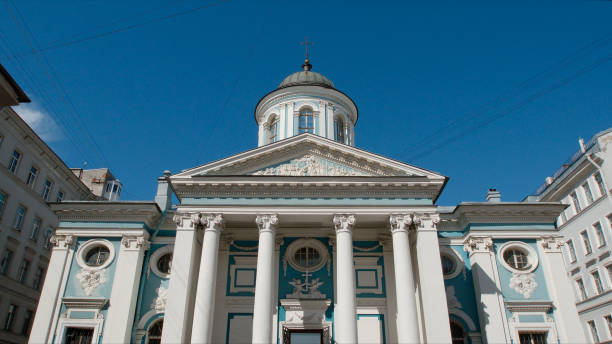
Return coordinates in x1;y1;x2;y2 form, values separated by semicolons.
389;214;418;233
463;236;493;254
255;214;279;234
172;212;199;228
333;214;355;234
538;236;564;253
50;234;74;249
203;214;224;232
121;235;149;250
415;213;440;231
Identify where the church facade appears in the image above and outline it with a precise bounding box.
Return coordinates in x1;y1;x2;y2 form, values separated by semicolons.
29;60;588;344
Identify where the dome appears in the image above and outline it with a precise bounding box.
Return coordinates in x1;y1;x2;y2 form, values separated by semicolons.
278;59;335;89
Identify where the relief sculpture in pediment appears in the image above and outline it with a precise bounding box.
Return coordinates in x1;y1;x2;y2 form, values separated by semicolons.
252;154;370;176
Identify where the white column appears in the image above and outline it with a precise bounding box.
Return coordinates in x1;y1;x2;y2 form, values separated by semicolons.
103;235;149;343
29;235;74;344
251;214;278;344
464;236;511;344
413;214;452;343
388;215;420;344
191;214;224;344
162;214;202;344
333;214;358;344
537;237;588;343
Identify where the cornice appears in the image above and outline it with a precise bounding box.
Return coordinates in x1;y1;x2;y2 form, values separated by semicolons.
505;300;553;313
51;202;162;228
443;203;565;228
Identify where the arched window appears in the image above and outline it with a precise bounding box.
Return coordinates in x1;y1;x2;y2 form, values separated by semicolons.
268;116;279;143
147;318;163;344
450;321;466;344
334;116;345;143
298;107;314;134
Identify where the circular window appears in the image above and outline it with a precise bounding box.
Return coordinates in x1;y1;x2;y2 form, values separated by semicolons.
439;247;464;280
76;239;115;270
150;245;174;278
441;255;456;275
294;247;321;269
284;239;329;273
85;246;110;267
498;241;538;273
157;253;172;274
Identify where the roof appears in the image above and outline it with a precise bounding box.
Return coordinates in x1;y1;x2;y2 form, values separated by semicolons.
0;63;30;105
278;59;335;89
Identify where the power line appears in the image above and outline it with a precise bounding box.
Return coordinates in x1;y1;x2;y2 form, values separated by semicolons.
2;0;231;60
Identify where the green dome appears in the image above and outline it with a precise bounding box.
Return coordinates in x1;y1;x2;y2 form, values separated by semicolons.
278;59;335;89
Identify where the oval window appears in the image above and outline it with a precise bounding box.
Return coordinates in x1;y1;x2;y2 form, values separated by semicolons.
85;246;110;267
157;253;173;274
293;246;321;269
503;248;530;270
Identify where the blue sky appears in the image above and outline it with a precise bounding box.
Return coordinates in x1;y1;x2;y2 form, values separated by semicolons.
1;0;611;205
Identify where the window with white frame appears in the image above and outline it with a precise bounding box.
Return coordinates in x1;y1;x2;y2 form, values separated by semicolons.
56;190;64;202
594;172;606;197
32;266;44;290
4;304;17;330
0;249;13;275
43;228;53;250
76;239;115;270
570;192;582;213
147;318;163;344
576;278;587;300
592;270;604;295
30;217;41;241
581;230;592;255
607;265;612;286
566;239;577;263
588;320;600;343
0;191;7;219
498;242;538;273
334;116;345;143
8;150;21;173
150;245;174;278
450;321;467;344
266;115;279;144
605;315;612;337
13;205;26;230
41;179;53;201
25;166;38;187
64;327;94;343
298;107;314;134
518;332;547;344
18;259;30;283
593;222;607;247
560;210;567;224
583;182;594;204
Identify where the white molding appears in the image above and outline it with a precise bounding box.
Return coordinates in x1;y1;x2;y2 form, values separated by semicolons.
55;317;104;344
149;245;173;279
75;239;116;271
497;241;539;273
283;238;330;275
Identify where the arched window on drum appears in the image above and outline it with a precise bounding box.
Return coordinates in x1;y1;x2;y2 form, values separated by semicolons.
298;107;314;134
266;114;279;144
334;116;345;143
147;318;163;344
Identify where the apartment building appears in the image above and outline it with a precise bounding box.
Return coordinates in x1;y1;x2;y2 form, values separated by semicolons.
531;128;612;343
0;65;95;343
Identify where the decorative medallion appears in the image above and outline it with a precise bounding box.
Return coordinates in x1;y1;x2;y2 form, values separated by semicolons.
76;268;107;296
509;273;538;299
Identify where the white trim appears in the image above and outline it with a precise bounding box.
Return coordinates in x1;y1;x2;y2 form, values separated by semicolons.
149;245;173;279
508;319;558;344
497;241;539;273
55;316;104;344
439;246;465;280
76;239;115;271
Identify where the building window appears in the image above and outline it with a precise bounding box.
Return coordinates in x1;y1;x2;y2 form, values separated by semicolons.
294;246;321;268
157;253;172;274
576;278;588;300
30;217;41;241
441;255;457;276
13;205;26;230
498;242;538;273
21;310;33;336
25;166;38;187
605;315;612;337
284;238;330;273
64;327;94;344
588;320;600;343
581;230;593;255
570;192;582;213
583;182;594;204
32;266;44;290
17;259;30;283
0;249;14;275
594;173;606;197
4;304;17;330
56;190;64;202
266;115;279;144
85;246;110;267
594;222;607;247
560;210;567;224
504;248;529;270
592;270;604;295
106;183;112;193
607;265;612;287
566;239;577;263
147;319;163;344
298;107;314;134
0;191;7;219
8;150;21;173
334;116;345;143
41;179;53;201
43;229;53;250
450;321;466;344
518;332;547;344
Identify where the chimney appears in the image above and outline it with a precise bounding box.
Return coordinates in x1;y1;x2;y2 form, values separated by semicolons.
154;170;173;211
486;188;501;203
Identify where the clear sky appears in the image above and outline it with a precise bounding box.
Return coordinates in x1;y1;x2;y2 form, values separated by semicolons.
1;0;611;205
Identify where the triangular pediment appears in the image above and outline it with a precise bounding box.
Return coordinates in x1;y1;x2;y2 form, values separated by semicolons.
173;134;445;179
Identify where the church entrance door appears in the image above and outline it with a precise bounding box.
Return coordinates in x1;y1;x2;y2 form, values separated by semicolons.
287;329;323;344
